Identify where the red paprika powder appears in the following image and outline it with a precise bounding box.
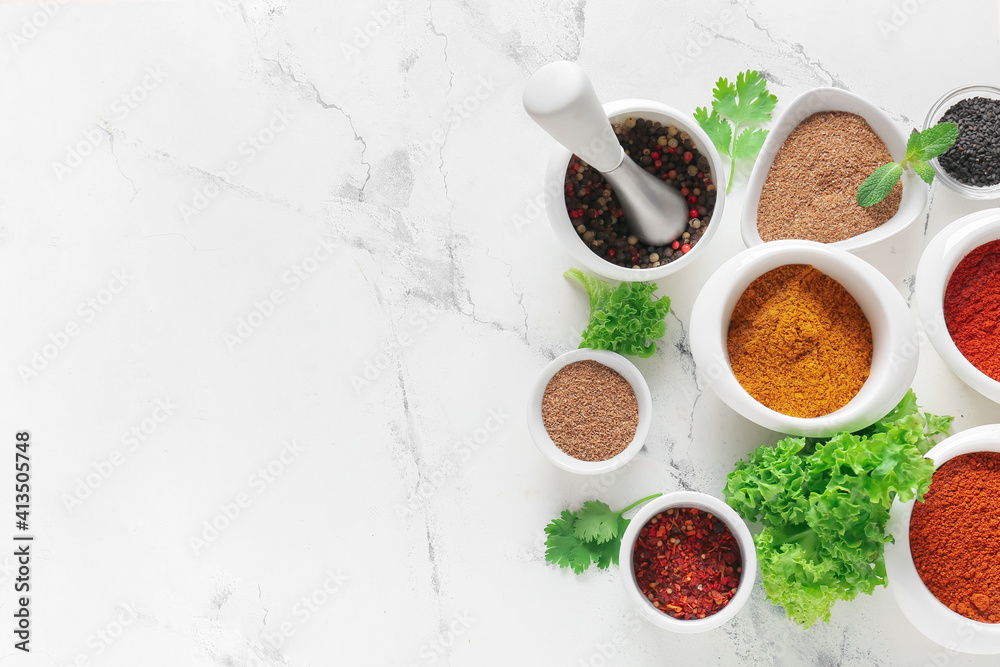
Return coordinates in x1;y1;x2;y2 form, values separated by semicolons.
944;239;1000;381
632;507;742;620
909;451;1000;623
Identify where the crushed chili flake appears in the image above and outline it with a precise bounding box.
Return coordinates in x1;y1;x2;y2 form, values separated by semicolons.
631;507;743;620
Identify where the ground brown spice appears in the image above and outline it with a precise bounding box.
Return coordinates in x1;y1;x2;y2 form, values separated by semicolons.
910;452;1000;623
541;360;638;461
727;264;872;418
757;111;901;243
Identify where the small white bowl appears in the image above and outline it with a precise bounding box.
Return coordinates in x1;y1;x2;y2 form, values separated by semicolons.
544;99;727;281
526;348;651;474
924;84;1000;199
741;87;928;252
885;424;1000;654
916;208;1000;404
618;492;756;633
689;240;918;437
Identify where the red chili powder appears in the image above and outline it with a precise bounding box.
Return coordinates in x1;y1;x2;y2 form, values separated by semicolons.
909;452;1000;623
944;239;1000;380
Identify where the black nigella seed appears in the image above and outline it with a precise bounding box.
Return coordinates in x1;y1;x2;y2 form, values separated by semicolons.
938;96;1000;187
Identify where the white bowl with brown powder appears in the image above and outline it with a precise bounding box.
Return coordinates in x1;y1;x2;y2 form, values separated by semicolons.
741;88;927;252
527;348;651;474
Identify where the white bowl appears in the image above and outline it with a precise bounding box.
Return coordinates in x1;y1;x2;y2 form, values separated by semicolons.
544;99;727;281
741;87;928;252
916;208;1000;404
885;425;1000;654
689;240;918;437
526;348;651;474
618;492;756;633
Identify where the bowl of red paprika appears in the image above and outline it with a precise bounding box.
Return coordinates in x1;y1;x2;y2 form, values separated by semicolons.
916;208;1000;404
885;424;1000;654
618;491;756;633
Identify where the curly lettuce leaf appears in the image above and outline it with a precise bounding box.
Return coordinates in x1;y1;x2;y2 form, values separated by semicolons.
724;390;950;627
564;269;671;358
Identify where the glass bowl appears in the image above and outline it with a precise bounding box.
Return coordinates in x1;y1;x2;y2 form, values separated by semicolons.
923;84;1000;199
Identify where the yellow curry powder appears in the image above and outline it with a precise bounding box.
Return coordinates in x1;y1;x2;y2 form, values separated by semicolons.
726;264;873;418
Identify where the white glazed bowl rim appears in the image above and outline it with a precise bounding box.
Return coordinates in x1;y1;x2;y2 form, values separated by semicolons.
544;99;727;281
526;348;651;475
916;208;1000;403
923;84;1000;199
741;87;928;252
885;424;1000;654
618;491;757;633
689;240;918;437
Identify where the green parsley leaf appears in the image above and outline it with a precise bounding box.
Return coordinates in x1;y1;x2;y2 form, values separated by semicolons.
573;500;621;544
733;127;769;161
544;510;594;574
693;106;732;156
906;122;959;162
911;160;936;185
591;516;630;569
857;162;902;207
543;495;661;575
695;70;778;193
565;269;671;358
713;70;777;125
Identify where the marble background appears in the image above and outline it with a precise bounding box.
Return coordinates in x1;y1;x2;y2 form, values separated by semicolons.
2;0;1000;665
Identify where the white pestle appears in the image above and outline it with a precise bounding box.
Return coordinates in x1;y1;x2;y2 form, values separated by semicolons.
523;61;689;247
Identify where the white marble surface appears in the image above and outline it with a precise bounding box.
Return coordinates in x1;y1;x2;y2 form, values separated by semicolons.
3;0;1000;665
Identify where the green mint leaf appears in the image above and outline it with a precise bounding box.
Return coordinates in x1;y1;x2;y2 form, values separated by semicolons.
713;70;777;125
909;122;959;161
857;162;902;207
573;500;621;544
694;106;733;157
911;160;936;185
905;129;924;162
733;127;769;161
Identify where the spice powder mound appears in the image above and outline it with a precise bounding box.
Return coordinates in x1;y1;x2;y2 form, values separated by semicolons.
757;111;901;243
727;264;873;418
541;360;638;461
910;452;1000;623
944;239;1000;381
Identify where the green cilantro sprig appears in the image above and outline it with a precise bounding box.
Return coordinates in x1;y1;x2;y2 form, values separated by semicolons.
544;494;662;574
565;268;671;358
856;122;959;207
694;70;778;193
